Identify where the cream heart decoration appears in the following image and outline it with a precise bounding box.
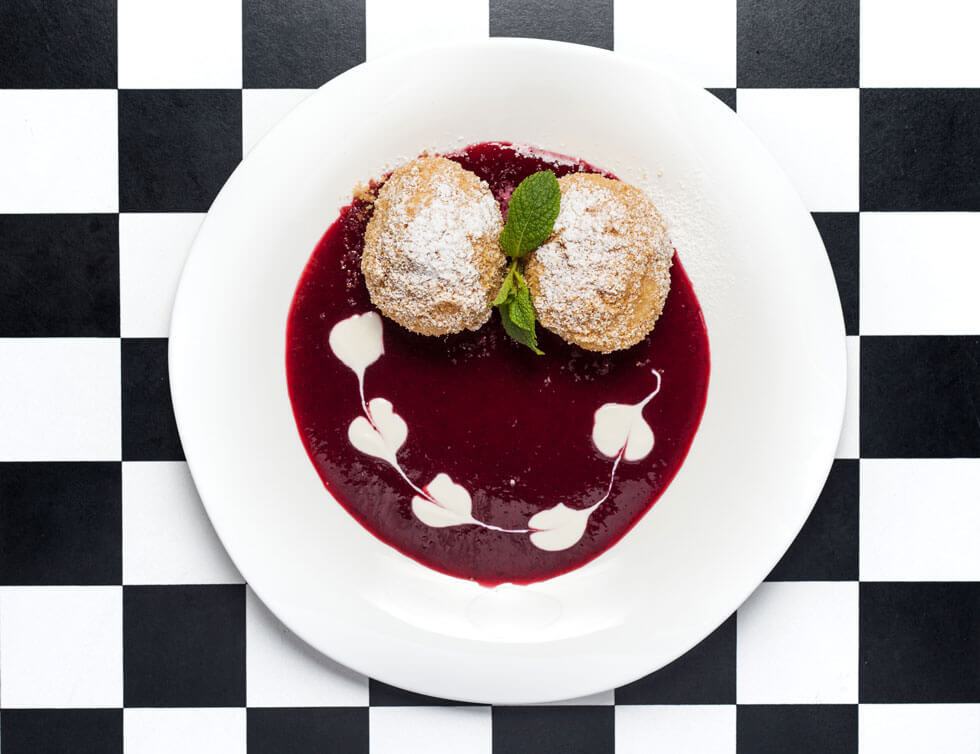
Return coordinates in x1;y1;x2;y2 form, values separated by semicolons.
347;397;407;464
328;311;384;389
528;502;593;551
591;370;661;461
329;311;665;552
592;402;654;461
412;473;477;528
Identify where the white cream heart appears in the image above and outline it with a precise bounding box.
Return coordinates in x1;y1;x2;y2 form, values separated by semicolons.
347;397;407;464
329;311;384;383
411;473;476;528
591;371;661;461
527;502;593;551
592;403;655;461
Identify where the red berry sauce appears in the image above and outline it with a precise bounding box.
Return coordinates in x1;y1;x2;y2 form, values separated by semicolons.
286;143;710;585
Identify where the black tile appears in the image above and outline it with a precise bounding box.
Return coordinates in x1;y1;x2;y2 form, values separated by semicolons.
244;0;365;88
861;89;980;211
766;460;858;581
0;0;116;88
860;582;980;703
812;213;858;336
122;338;184;461
737;0;858;87
492;707;613;754
0;709;123;754
736;705;857;754
124;585;245;707
369;678;474;706
247;708;368;754
616;614;736;704
0;214;119;337
0;462;121;585
708;88;737;112
118;90;242;212
861;336;980;458
490;0;614;50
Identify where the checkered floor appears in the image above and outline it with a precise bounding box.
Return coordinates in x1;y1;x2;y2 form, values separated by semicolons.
1;0;979;752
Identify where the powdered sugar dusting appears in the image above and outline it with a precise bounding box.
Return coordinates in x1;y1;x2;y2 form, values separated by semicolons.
526;174;673;353
503;142;590;170
536;185;631;299
534;187;632;295
361;157;505;335
403;179;497;280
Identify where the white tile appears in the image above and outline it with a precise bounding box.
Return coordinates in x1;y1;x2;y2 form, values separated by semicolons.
615;705;736;754
369;706;491;754
736;582;858;704
124;708;246;754
366;0;488;60
245;587;368;707
0;339;120;461
120;213;204;337
242;89;315;156
860;213;980;335
0;586;122;708
836;336;859;459
859;704;980;754
861;459;980;581
738;89;859;212
123;462;242;585
118;0;242;88
615;0;736;88
861;0;980;87
0;90;117;213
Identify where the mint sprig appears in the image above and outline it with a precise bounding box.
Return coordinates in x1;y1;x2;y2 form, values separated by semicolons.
496;263;543;354
494;171;560;354
499;170;561;258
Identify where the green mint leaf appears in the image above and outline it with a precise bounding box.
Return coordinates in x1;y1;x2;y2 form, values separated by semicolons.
498;170;561;258
507;269;536;331
497;270;543;355
492;261;517;306
500;304;544;355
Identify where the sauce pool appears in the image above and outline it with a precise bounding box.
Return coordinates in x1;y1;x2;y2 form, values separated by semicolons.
286;143;710;585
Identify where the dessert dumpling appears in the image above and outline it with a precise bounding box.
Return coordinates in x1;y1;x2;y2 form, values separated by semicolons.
362;156;506;336
525;173;673;353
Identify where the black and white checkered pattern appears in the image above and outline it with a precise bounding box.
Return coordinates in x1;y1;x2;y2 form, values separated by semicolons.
1;1;978;751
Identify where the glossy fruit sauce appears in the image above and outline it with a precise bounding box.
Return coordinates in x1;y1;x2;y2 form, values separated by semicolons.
286;142;710;585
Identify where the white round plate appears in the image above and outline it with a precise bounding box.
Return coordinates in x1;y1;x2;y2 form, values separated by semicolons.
170;39;845;704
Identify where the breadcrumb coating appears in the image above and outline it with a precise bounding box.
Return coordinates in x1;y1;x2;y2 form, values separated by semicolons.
361;156;506;336
525;174;673;353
